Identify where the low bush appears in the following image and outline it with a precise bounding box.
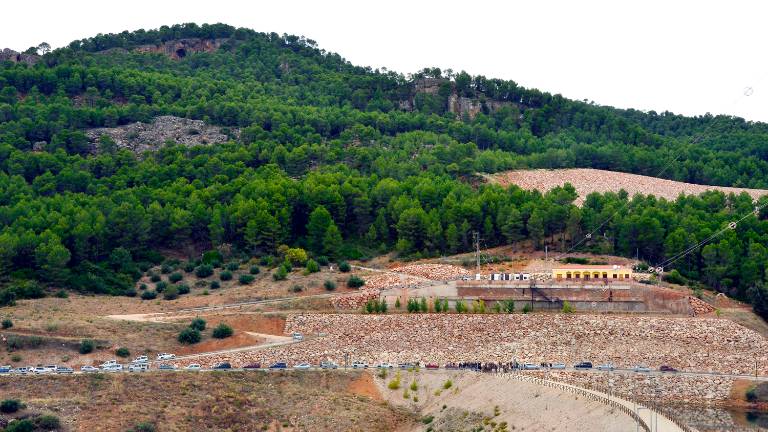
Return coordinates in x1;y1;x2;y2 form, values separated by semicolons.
210;280;221;289
115;347;130;358
522;303;533;314
183;262;196;273
347;275;365;288
305;259;320;273
0;399;23;413
190;318;206;331
212;323;233;339
338;261;351;272
291;284;303;293
1;318;12;329
141;290;157;300
5;419;34;432
139;283;147;290
169;272;183;283
219;270;233;281
323;280;337;291
34;415;62;430
155;281;168;292
163;286;179;300
239;274;255;285
160;264;173;274
561;300;575;313
226;262;240;271
178;327;201;344
149;274;161;282
128;423;157;432
249;265;260;275
55;289;69;298
79;339;95;354
316;256;329;266
176;283;190;295
124;288;137;297
272;265;288;281
195;264;214;278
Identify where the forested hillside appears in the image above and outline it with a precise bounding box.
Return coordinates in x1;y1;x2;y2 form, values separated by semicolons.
0;23;767;319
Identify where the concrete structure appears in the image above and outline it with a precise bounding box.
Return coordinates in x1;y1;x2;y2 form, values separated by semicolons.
552;264;632;281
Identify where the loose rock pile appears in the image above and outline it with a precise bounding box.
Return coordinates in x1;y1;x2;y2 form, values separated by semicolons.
329;287;380;310
530;370;733;404
688;296;716;316
85;116;239;154
492;168;768;206
391;264;470;281
363;274;423;290
198;314;768;379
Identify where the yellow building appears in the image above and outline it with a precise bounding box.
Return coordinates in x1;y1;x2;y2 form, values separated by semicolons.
552;264;632;281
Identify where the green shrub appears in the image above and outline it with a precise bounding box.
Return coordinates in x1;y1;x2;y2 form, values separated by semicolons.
316;256;329;266
291;284;304;293
746;386;758;402
4;419;34;432
79;339;95;354
522;303;533;314
347;275;365;288
139;283;147;290
169;272;183;283
176;284;190;295
183;262;196;273
115;347;130;357
388;374;401;390
160;264;173;274
273;266;288;281
210;280;221;289
212;323;234;339
443;379;453;389
128;422;157;432
149;274;161;282
259;255;272;266
665;269;687;285
178;327;201;344
323;280;337;291
163;286;179;300
338;261;351;272
305;259;320;273
239;274;255;285
124;288;137;297
1;318;12;329
0;399;23;413
202;250;223;265
34;415;62;430
195;264;214;278
141;290;157;300
249;265;260;275
226;262;240;271
561;300;575;313
219;270;233;281
190;318;206;331
155;281;168;292
55;289;69;298
10;354;21;362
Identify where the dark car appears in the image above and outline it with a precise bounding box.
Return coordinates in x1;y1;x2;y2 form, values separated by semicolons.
243;363;262;369
213;362;232;370
574;362;593;369
269;362;287;369
659;365;678;372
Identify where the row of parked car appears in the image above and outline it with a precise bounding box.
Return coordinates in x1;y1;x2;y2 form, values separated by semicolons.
0;365;74;375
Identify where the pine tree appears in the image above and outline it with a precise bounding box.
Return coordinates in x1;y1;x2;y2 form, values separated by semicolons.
323;223;343;259
307;206;333;254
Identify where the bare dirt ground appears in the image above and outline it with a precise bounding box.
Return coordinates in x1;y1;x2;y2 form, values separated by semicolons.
375;370;637;432
0;371;415;432
488;168;768;205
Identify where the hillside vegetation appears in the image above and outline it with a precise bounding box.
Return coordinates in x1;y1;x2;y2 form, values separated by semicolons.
0;23;767;320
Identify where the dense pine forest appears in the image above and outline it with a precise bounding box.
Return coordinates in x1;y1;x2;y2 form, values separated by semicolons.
0;23;767;319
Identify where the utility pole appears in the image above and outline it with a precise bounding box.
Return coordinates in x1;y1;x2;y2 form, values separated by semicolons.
473;231;481;276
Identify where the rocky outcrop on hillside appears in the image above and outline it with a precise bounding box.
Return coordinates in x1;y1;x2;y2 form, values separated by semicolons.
133;38;226;59
411;77;515;120
85;116;239;153
0;48;39;65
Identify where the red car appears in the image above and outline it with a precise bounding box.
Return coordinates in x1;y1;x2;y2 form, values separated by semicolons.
243;363;262;369
425;364;440;370
659;365;678;372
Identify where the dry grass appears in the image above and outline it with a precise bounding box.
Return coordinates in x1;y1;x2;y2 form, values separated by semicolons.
489;168;768;205
0;371;415;432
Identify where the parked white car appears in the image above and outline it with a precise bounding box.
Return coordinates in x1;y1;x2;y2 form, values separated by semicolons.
128;363;149;372
157;353;176;360
375;363;394;369
597;363;616;371
185;364;201;371
291;332;304;341
132;355;149;363
633;365;651;373
80;365;99;373
55;366;74;374
32;366;51;374
100;360;118;368
320;361;338;369
293;363;312;370
351;362;368;369
13;367;29;375
102;364;123;372
523;363;541;370
549;363;566;370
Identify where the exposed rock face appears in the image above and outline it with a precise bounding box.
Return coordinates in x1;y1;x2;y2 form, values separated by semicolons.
85;115;239;153
411;77;514;120
0;48;39;65
133;38;226;59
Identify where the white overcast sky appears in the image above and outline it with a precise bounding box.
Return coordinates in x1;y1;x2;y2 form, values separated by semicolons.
2;0;768;122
